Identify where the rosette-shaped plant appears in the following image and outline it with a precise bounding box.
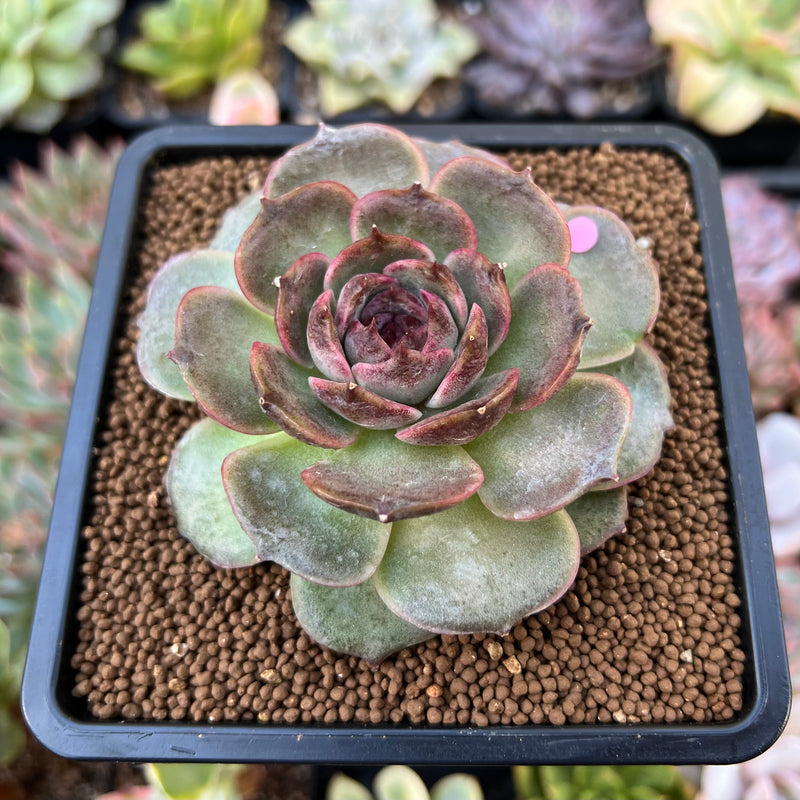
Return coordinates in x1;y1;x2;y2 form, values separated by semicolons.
137;124;673;663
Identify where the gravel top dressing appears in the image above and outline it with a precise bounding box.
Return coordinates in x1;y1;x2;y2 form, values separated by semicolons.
70;144;744;728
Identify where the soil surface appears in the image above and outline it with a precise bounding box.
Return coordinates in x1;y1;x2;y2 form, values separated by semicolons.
69;144;745;731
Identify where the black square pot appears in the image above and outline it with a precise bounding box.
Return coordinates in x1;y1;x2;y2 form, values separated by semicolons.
22;123;791;765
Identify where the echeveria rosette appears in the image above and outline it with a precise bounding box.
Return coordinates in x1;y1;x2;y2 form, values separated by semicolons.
136;123;673;663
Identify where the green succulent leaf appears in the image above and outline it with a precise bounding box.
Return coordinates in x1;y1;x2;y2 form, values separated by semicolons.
33;52;103;100
488;262;591;412
374;766;432;800
566;487;629;556
468;374;632;520
326;772;375;800
0;59;34;117
223;435;390;586
412;137;509;177
588;342;675;486
137;250;243;401
236;181;356;315
374;497;580;634
209;190;262;252
11;93;66;133
169;286;280;434
165;418;260;568
291;575;431;666
564;206;660;369
431;774;484;800
301;430;483;522
431;159;571;289
264;123;429;199
351;184;477;262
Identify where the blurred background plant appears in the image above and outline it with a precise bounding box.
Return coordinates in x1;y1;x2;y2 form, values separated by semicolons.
0;135;122;766
119;0;268;100
512;764;693;800
646;0;800;135
0;0;123;132
209;68;279;125
462;0;661;118
326;766;484;800
283;0;479;119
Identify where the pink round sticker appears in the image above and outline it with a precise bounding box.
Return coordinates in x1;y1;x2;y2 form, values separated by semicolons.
568;216;599;254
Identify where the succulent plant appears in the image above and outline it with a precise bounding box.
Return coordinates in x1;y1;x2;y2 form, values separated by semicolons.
0;0;122;132
721;175;800;306
136;123;673;663
463;0;661;118
756;413;800;564
721;175;800;416
647;0;800;135
513;764;693;800
209;69;279;126
119;0;268;100
283;0;479;118
328;766;483;800
0;137;124;284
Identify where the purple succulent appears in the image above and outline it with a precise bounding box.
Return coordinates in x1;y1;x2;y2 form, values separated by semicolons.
464;0;661;118
137;124;673;662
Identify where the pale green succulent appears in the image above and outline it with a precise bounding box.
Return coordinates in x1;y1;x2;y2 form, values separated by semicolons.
513;764;692;800
0;0;122;132
328;766;484;800
120;0;268;100
136;123;673;663
647;0;800;135
283;0;480;117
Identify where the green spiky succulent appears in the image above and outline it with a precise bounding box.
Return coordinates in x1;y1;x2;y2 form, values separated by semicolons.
0;138;119;762
120;0;268;100
283;0;479;118
136;123;673;663
0;137;124;284
0;0;122;132
647;0;800;135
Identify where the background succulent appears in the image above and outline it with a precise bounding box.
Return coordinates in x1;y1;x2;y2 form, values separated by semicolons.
0;137;120;765
283;0;479;118
119;0;268;100
513;764;693;800
327;766;483;800
0;0;122;132
463;0;661;118
647;0;800;135
136;124;673;663
0;136;122;283
721;175;800;416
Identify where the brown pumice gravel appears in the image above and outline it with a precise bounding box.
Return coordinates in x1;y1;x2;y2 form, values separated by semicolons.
70;145;746;727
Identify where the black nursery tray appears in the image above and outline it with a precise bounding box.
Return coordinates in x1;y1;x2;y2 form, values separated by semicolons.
22;123;790;765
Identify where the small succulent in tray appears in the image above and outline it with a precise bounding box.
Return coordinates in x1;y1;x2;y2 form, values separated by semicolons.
0;137;121;762
647;0;800;135
0;137;123;284
721;175;800;417
0;0;122;132
283;0;479;118
137;123;673;662
464;0;661;118
119;0;268;100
